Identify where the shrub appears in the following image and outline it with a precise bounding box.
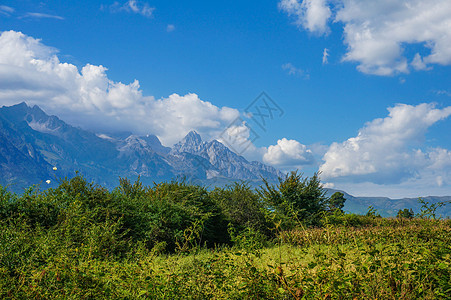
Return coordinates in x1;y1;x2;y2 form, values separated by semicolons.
396;208;414;218
259;171;328;228
211;182;271;238
113;179;229;251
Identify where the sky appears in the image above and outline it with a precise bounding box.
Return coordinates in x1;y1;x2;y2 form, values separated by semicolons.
0;0;450;198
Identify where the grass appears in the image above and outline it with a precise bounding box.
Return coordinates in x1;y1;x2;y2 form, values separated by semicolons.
1;218;450;299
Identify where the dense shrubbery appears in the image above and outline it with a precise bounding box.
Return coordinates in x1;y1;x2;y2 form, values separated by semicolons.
0;171;331;253
259;172;328;229
0;173;450;299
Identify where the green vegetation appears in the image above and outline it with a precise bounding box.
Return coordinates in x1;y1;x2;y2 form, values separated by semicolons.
0;173;450;299
397;208;414;219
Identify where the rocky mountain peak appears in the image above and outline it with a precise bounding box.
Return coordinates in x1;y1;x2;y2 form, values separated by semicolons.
0;101;30;123
172;130;204;153
141;134;171;155
183;131;202;145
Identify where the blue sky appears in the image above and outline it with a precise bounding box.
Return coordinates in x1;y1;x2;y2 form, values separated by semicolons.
0;0;450;197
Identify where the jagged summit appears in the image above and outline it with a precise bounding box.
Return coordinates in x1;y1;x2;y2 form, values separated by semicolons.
182;130;202;145
0;101;31;123
2;101;28;110
170;130;283;181
2;102;47;117
172;130;203;153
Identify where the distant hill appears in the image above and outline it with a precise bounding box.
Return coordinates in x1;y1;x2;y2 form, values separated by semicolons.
326;189;451;218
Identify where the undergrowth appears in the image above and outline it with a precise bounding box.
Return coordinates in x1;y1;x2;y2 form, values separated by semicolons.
0;175;449;299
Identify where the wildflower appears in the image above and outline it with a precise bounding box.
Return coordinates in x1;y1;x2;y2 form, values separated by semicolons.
46;180;51;184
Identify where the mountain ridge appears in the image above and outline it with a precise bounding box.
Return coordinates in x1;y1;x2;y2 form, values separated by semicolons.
325;188;451;217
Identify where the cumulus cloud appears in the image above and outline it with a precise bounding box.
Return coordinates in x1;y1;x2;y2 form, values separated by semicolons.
108;0;154;18
280;0;451;75
279;0;331;35
411;53;430;71
263;138;315;170
215;118;263;159
336;0;451;75
0;30;239;146
319;103;451;185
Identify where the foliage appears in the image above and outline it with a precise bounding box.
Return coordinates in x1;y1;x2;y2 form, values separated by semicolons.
328;191;346;212
259;171;328;228
418;197;448;220
113;178;229;251
211;182;271;238
0;175;450;299
320;209;377;227
397;208;415;218
0;214;449;299
366;205;381;218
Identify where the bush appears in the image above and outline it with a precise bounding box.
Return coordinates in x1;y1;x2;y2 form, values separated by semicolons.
259;171;328;228
211;182;271;238
328;192;346;211
397;208;414;218
113;178;229;251
0;176;450;299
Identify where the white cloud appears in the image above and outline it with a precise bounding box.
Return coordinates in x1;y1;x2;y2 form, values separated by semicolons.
0;5;14;16
0;30;239;146
263;138;315;170
319;103;451;185
337;0;451;75
427;148;451;171
279;0;331;35
411;53;430;71
322;48;329;64
435;90;451;97
109;0;154;18
167;24;175;32
322;182;335;189
216;119;260;158
22;12;64;20
280;0;451;75
333;177;450;198
282;63;309;79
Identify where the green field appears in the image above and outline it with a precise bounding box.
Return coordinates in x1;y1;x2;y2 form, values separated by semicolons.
1;174;450;299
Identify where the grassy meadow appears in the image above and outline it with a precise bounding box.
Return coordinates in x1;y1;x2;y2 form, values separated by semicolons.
0;174;450;299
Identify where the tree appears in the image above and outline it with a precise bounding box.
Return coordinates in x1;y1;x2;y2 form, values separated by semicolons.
259;171;327;227
328;192;346;212
210;182;270;236
396;208;414;218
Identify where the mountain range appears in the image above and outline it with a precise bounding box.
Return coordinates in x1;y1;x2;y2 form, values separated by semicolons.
0;102;282;191
0;102;449;217
324;189;451;218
